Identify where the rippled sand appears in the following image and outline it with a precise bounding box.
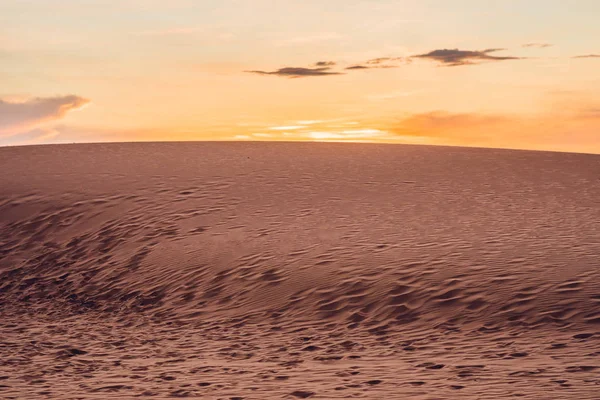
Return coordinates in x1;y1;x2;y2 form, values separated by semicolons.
1;142;599;399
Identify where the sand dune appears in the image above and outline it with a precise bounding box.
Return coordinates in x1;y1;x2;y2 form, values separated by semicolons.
1;142;599;399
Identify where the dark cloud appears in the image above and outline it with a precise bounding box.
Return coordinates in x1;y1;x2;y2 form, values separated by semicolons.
573;54;600;59
0;95;90;136
250;57;410;77
245;66;343;78
314;61;336;67
345;65;369;70
522;43;552;48
251;48;522;76
413;48;522;66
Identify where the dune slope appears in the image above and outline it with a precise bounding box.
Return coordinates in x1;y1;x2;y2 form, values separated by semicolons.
1;142;599;399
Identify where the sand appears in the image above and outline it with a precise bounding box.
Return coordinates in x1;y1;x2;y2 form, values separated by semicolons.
0;142;599;399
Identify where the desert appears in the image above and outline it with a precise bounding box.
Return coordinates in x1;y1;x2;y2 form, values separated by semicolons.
0;142;599;399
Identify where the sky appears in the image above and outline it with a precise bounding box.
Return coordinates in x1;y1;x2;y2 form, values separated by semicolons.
1;0;599;153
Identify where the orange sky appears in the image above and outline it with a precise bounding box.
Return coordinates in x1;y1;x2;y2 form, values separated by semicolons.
1;0;599;153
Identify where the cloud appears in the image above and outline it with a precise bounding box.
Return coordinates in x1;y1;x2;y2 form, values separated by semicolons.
346;57;409;70
522;43;552;48
397;111;507;131
250;56;410;77
0;95;90;137
346;65;370;70
346;64;401;70
245;66;343;78
579;108;600;119
387;111;512;144
413;48;522;66
366;57;408;65
314;61;336;67
573;54;600;59
251;56;410;77
249;48;522;76
383;106;600;153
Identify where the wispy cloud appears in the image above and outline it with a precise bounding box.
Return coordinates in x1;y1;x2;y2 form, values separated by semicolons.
413;48;522;66
396;111;508;132
0;95;90;138
385;111;512;144
383;106;600;153
346;57;409;70
522;43;552;48
245;66;343;78
573;54;600;59
366;57;408;65
346;64;400;70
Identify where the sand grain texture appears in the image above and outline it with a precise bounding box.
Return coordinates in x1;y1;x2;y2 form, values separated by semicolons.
1;142;599;399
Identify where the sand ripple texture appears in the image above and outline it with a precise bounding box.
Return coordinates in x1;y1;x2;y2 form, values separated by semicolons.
1;142;599;399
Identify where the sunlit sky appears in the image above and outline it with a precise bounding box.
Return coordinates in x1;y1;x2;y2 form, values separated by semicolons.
1;0;599;152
